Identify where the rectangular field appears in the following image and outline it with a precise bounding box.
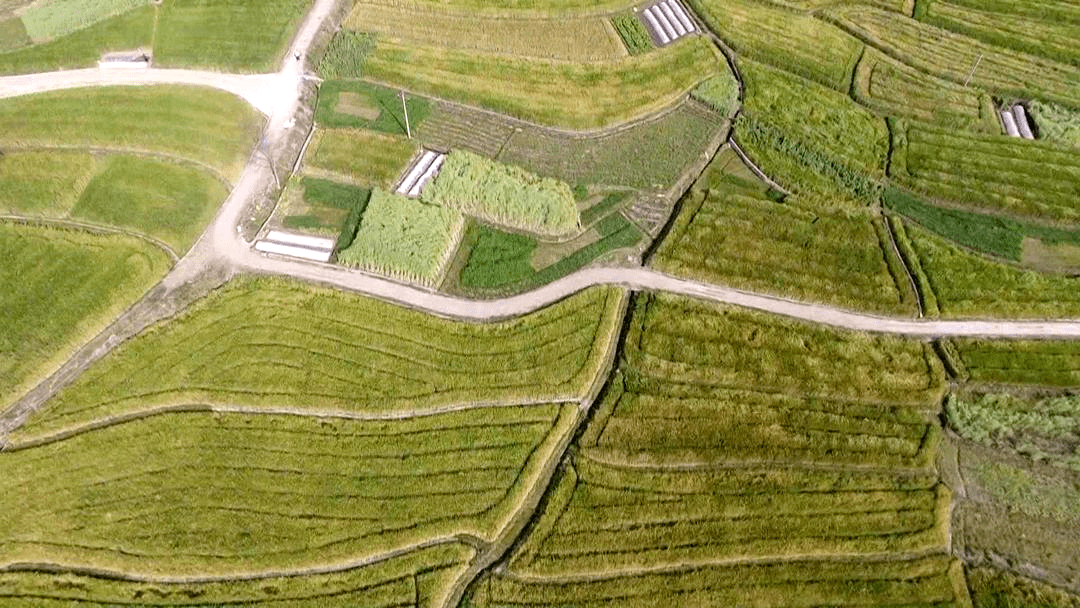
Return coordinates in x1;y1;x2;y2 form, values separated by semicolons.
0;7;152;75
951;339;1080;387
14;278;626;441
344;1;624;61
304;128;418;189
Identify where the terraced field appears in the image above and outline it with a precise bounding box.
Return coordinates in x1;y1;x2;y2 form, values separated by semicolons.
949;339;1080;387
0;223;170;408
467;292;963;606
653;149;914;315
0;544;473;607
13;278;625;442
1;406;575;576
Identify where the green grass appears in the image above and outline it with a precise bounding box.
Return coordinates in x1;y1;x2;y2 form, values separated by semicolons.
0;86;263;181
735;59;887;203
884;187;1080;263
0;405;575;575
0;222;170;408
498;100;723;191
0;151;97;215
691;0;863;90
299;177;371;250
338;188;464;285
653;156;912;315
346;1;624;61
970;461;1080;525
359;35;722;129
422;150;579;237
953;339;1080;387
20;0;146;43
946;392;1080;471
892;121;1080;225
14;278;625;440
902;222;1080;318
315;80;432;135
0;544;473;607
610;12;653;55
921;0;1080;68
0;6;152;74
1030;100;1080;147
827;5;1080;107
852;47;997;131
968;567;1080;608
691;71;740;116
71;155;227;252
153;0;314;72
305;128;418;188
456;213;642;293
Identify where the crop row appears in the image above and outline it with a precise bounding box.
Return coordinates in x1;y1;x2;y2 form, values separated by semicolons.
626;292;945;405
922;0;1080;67
416;102;516;158
15;278;624;441
852;47;996;130
951;339;1080;388
826;5;1080;107
0;540;471;607
471;553;965;607
689;0;862;90
652;177;912;315
502;457;947;579
360;35;722;130
892;122;1080;225
1;406;575;575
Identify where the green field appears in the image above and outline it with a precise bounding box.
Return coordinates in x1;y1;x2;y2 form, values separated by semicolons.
0;544;473;607
344;1;624;61
0;405;576;576
902;223;1080;318
611;12;652;56
497;99;724;190
921;0;1080;67
892;122;1080;225
691;0;863;90
951;339;1080;387
1031;100;1080;148
0;86;263;181
851;48;997;131
652;148;913;315
338;188;464;285
14;278;625;441
0;7;152;74
315;80;433;135
454;213;642;294
0;150;97;215
304;128;418;189
357;35;722;129
422;150;579;236
153;0;314;72
18;0;146;43
0;223;170;408
968;566;1080;608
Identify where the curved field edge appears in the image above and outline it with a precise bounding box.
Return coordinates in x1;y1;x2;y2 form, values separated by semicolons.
0;222;170;411
0;542;474;607
10;277;626;443
0;403;579;579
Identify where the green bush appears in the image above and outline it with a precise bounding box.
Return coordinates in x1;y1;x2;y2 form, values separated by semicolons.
423;150;580;236
611;13;653;55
